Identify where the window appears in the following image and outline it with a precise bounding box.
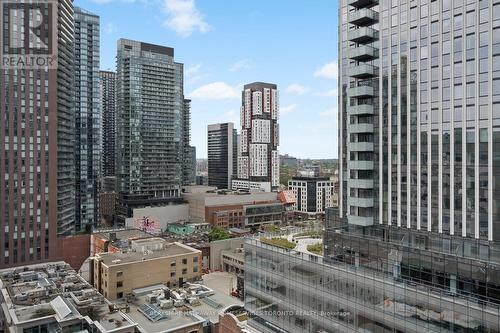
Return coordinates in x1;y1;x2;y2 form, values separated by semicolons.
117;292;123;299
193;256;198;263
466;11;476;27
116;271;123;277
454;14;463;29
117;281;123;288
171;261;176;267
171;272;176;277
193;266;198;273
182;258;187;265
182;268;187;275
431;21;439;36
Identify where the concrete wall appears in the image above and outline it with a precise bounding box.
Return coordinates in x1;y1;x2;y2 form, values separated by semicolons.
210;238;244;271
125;204;189;232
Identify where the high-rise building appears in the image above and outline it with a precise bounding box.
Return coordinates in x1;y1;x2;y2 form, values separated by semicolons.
74;7;100;231
100;70;116;177
207;122;237;189
245;1;500;332
338;0;500;235
187;145;197;185
116;39;190;218
233;82;280;192
0;0;75;268
182;99;196;186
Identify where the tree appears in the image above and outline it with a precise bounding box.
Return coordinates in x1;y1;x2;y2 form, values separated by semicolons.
209;227;230;242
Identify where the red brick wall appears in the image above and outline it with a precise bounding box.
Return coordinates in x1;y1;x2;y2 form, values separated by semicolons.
218;313;245;333
57;234;91;271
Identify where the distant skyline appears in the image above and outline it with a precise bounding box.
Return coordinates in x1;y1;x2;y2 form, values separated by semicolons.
75;0;338;159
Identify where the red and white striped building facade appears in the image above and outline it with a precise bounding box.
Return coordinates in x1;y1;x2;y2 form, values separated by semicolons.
233;82;280;192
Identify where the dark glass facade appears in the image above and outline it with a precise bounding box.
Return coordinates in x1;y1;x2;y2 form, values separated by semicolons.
116;39;189;198
208;122;237;189
100;70;116;178
74;7;100;231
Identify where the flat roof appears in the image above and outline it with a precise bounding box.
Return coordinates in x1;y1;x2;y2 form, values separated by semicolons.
98;242;200;266
93;228;154;241
123;297;204;333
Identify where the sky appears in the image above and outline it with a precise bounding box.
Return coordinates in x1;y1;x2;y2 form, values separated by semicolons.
75;0;339;159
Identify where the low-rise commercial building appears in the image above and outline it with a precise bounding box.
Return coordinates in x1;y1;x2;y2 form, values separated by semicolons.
122;202;190;234
244;203;284;228
91;228;155;256
0;262;137;333
278;190;296;223
0;262;245;333
116;194;187;229
183;187;284;229
91;239;201;300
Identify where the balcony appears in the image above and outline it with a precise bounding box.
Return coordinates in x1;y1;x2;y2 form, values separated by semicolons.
347;85;374;98
348;196;374;208
348;215;374;226
348;123;373;133
348;27;379;44
349;64;378;79
348;0;378;9
348;141;374;152
349;45;378;61
349;8;379;26
349;178;374;189
347;160;374;170
348;104;374;115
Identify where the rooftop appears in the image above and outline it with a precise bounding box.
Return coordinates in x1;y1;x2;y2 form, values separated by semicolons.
111;274;242;332
121;296;205;333
94;228;154;242
97;242;201;266
0;262;136;332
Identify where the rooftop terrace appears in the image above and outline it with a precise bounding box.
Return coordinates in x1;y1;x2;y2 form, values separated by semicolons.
97;242;201;266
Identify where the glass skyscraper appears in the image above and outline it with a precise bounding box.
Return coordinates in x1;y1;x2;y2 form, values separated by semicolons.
339;0;500;237
245;0;500;332
208;122;238;190
74;7;100;231
116;39;190;198
100;70;116;178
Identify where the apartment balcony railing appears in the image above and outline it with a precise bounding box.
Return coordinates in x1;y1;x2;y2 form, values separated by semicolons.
349;141;374;152
347;160;374;170
348;104;375;115
348;196;374;208
348;123;374;134
349;8;379;26
349;178;374;189
347;85;375;98
349;45;379;61
349;64;378;79
348;0;379;9
348;27;379;44
348;214;374;226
